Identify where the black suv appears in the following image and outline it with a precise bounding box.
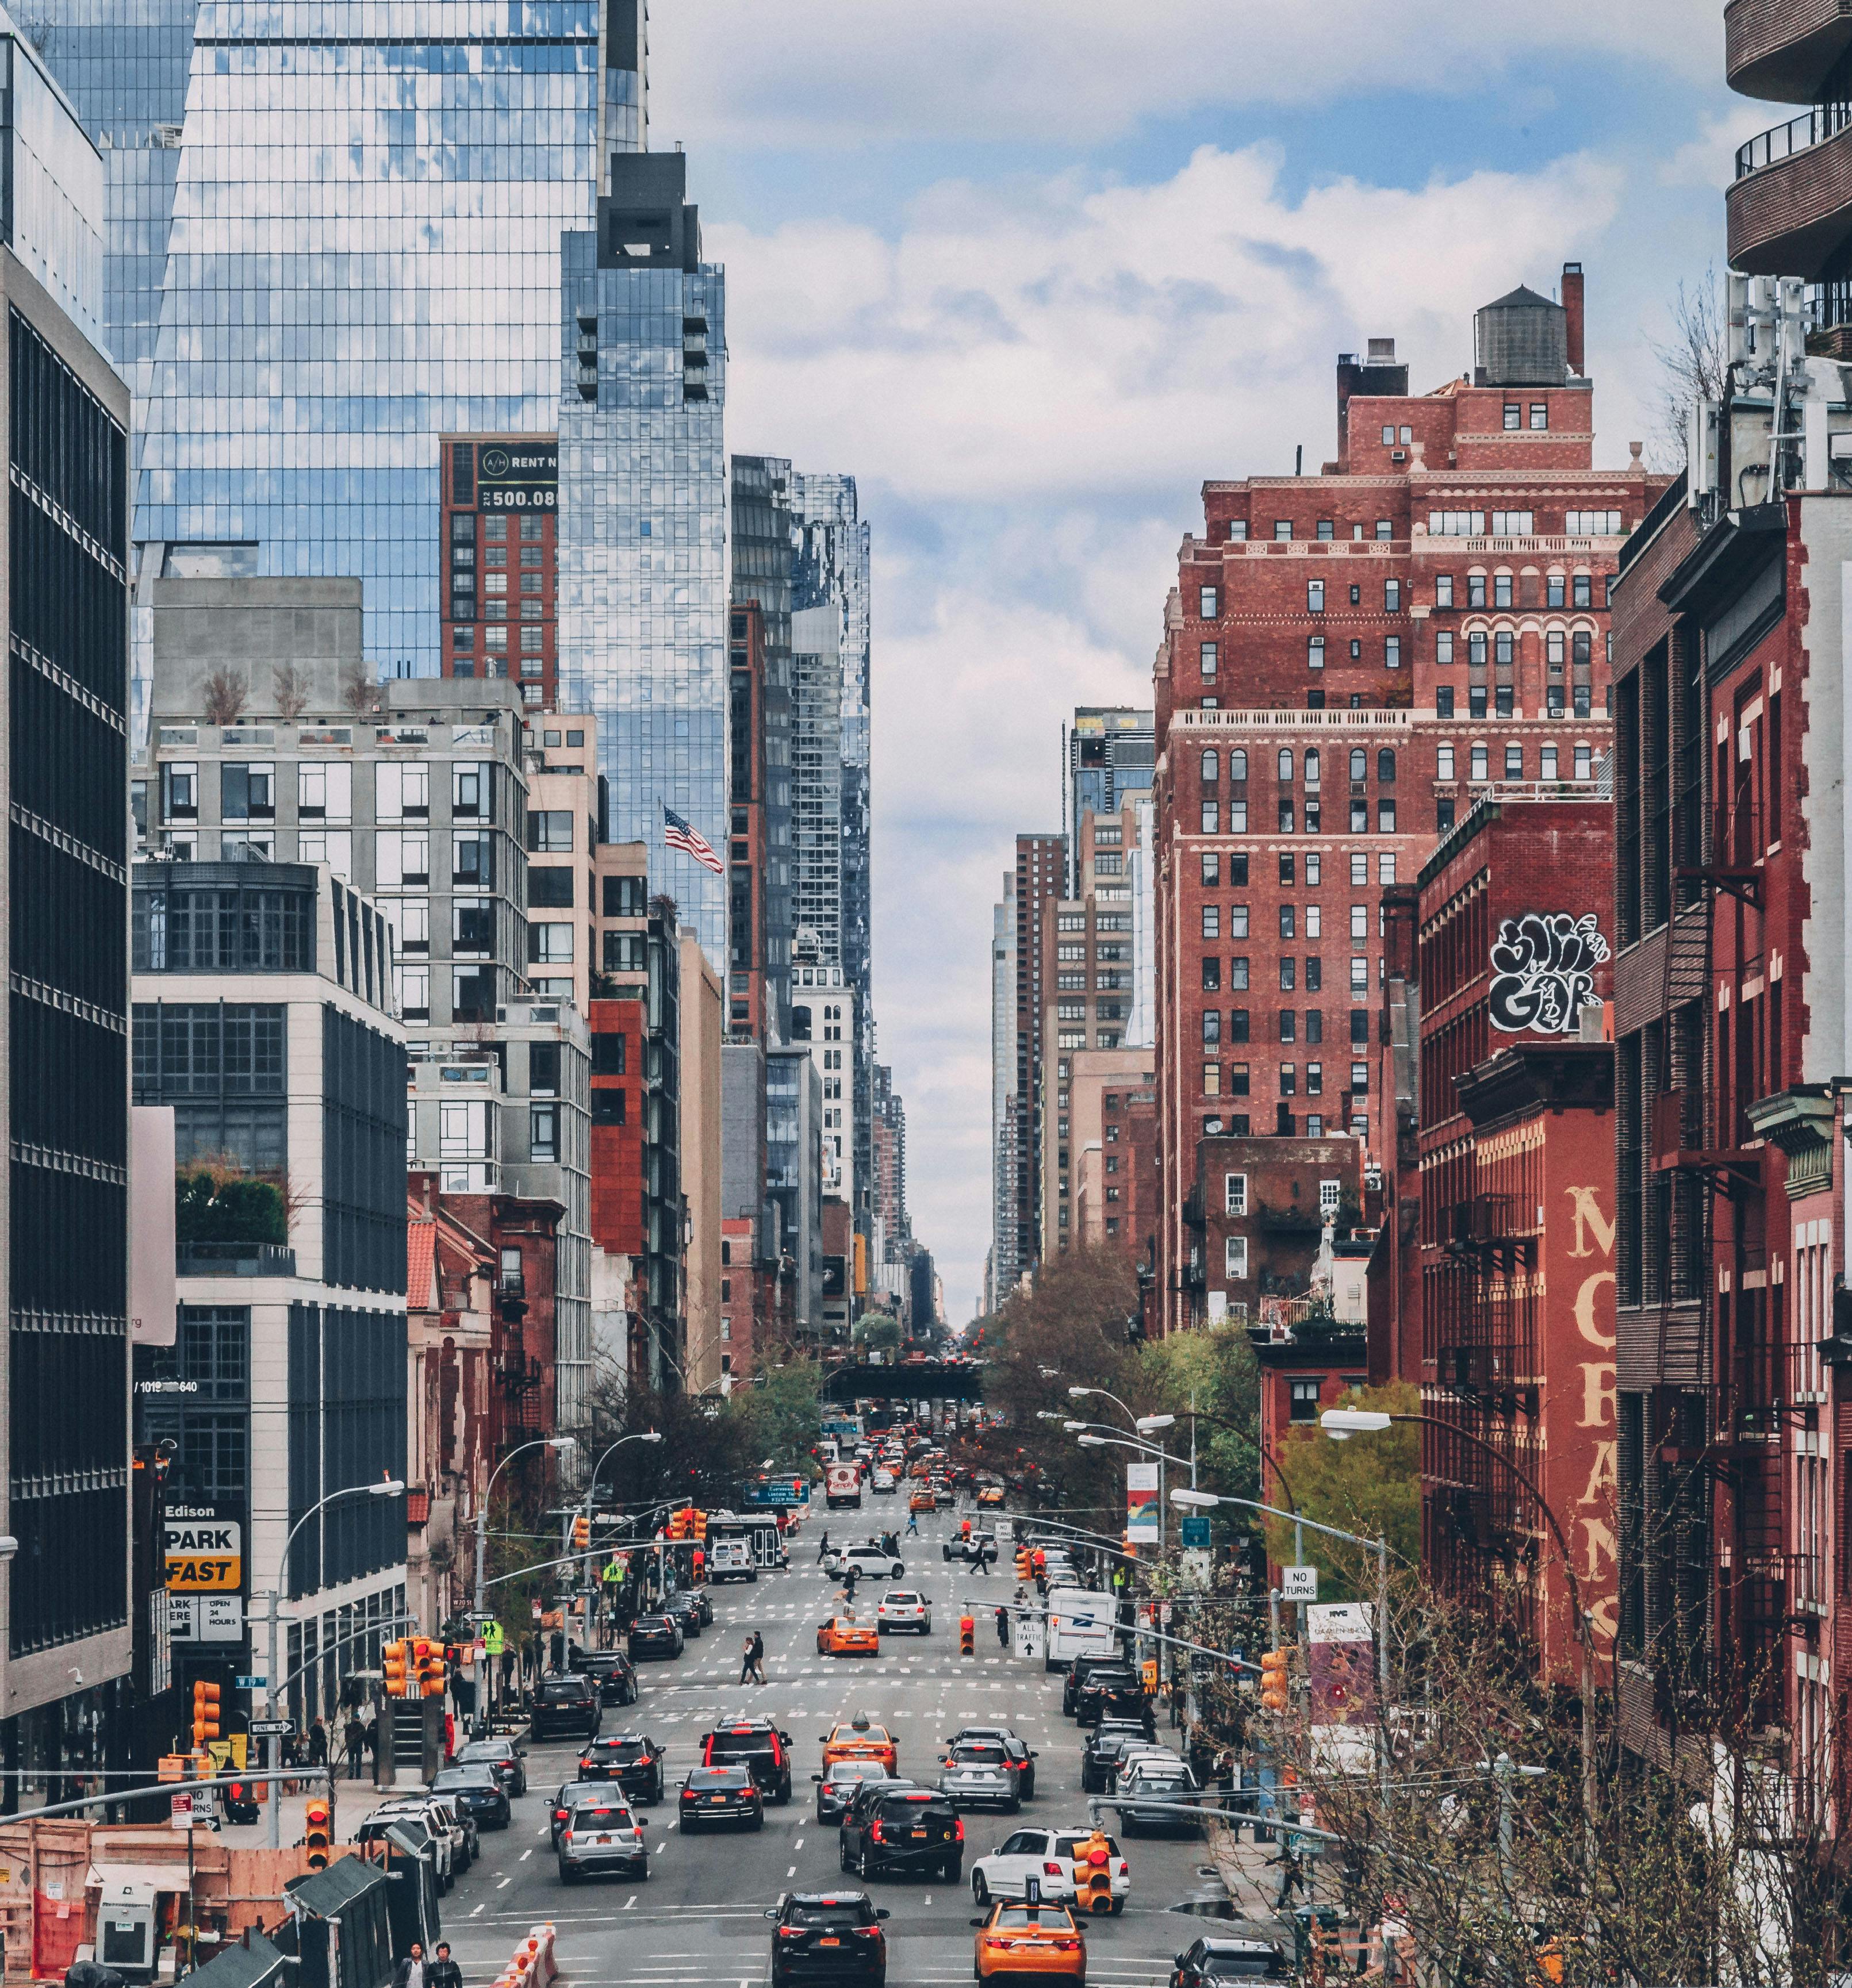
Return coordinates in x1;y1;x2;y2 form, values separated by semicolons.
531;1673;601;1742
1063;1652;1130;1718
1081;1721;1161;1793
578;1734;665;1804
665;1591;705;1638
574;1649;638;1706
702;1720;794;1803
837;1782;963;1882
1072;1666;1148;1728
628;1613;684;1660
768;1893;889;1988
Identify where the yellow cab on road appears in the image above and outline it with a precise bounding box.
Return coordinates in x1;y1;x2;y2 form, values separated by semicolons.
817;1617;880;1658
820;1717;898;1775
972;1901;1087;1983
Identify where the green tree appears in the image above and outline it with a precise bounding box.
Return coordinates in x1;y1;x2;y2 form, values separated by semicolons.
730;1357;825;1475
852;1311;902;1354
1263;1378;1420;1598
1136;1322;1262;1503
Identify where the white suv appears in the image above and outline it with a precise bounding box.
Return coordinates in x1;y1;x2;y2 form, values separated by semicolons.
968;1825;1129;1912
823;1544;904;1580
875;1588;931;1635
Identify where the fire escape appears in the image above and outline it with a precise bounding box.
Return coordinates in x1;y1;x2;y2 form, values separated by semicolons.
494;1260;545;1437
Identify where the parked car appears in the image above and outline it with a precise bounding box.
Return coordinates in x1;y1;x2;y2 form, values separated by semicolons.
557;1795;649;1882
766;1891;889;1988
1081;1721;1156;1794
1071;1667;1150;1729
374;1793;475;1874
665;1591;705;1639
1115;1760;1203;1835
354;1813;452;1893
458;1735;528;1797
432;1766;511;1832
531;1672;601;1743
1170;1935;1291;1985
1063;1655;1131;1720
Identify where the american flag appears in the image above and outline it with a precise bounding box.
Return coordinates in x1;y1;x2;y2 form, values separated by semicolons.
662;804;724;876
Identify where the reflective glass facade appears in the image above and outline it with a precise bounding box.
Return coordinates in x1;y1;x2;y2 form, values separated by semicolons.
37;0;605;738
556;191;727;966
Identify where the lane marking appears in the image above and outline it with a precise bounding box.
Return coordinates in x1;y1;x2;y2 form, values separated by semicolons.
496;1877;512;1889
469;1905;485;1918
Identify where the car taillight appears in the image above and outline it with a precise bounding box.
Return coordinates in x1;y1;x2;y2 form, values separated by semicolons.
1117;1862;1129;1875
869;1821;884;1842
852;1928;881;1941
561;1831;573;1845
777;1928;805;1941
954;1817;965;1841
1043;1862;1063;1875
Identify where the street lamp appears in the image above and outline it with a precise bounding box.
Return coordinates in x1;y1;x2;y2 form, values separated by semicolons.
262;1477;405;1847
581;1432;664;1646
1068;1385;1138;1428
1136;1414;1175;1434
1318;1405;1598;1883
473;1436;576;1620
1070;1427;1179;1557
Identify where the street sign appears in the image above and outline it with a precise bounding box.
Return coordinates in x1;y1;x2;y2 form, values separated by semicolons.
235;1675;266;1690
1282;1565;1319;1601
1179;1515;1211;1549
250;1719;293;1736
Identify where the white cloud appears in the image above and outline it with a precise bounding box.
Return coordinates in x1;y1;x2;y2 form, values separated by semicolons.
712;135;1681;1314
651;1;1718;151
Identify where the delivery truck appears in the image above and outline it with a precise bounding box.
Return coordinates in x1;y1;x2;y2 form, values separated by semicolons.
825;1461;863;1510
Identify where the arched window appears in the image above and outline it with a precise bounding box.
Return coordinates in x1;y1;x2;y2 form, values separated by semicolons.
1230;750;1247;781
1278;749;1294;783
1200;749;1219;784
1349;747;1367;782
1377;749;1396;784
1303;749;1321;787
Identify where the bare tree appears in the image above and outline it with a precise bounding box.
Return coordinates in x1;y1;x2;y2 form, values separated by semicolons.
339;660;377;716
1648;266;1729;471
200;666;248;727
271;661;312;719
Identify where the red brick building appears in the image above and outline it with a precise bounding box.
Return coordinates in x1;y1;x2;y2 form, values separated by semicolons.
1153;268;1665;1333
441;435;558;705
1414;798;1617;1676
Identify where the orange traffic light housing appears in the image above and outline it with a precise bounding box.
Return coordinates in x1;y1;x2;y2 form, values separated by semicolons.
382;1641;409;1697
1259;1647;1291;1713
305;1795;332;1870
419;1647;447;1699
1014;1548;1032;1580
959;1613;975;1656
572;1513;591;1551
190;1680;221;1748
1073;1832;1114;1914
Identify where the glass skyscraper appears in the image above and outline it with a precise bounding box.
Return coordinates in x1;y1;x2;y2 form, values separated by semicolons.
556;152;728;965
36;0;628;736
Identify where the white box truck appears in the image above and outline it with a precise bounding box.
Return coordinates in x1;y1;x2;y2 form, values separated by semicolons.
826;1461;863;1510
1044;1587;1119;1672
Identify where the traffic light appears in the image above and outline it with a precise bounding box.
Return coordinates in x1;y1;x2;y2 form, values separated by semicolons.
304;1795;332;1870
666;1509;688;1542
419;1645;447;1699
692;1509;707;1545
382;1641;409;1697
1073;1830;1114;1914
572;1513;591;1551
1259;1647;1291;1713
1015;1548;1032;1580
959;1613;975;1656
190;1680;221;1747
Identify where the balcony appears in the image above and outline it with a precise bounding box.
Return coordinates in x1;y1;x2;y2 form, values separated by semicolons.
1728;102;1852;277
1726;0;1852;103
176;1240;297;1279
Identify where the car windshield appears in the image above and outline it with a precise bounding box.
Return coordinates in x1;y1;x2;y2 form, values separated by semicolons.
787;1902;872;1929
687;1768;751;1788
599;1740;650;1762
996;1908;1076;1931
571;1805;634;1828
1203;1956;1286;1978
883;1592;921;1605
461;1741;511;1760
708;1731;774;1759
539;1681;586;1701
434;1770;496;1790
828;1764;886;1784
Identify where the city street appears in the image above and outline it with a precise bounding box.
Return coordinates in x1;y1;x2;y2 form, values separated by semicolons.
425;1511;1219;1988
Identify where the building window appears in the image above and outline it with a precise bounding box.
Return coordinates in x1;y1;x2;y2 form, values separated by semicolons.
1289;1379;1322;1423
1201;905;1221;940
1200;641;1218;679
1199;586;1219;617
1225;1235;1249;1280
530;1103;559;1162
1307;580;1325;612
529;810;573;852
1503;403;1521;431
1529;403;1548;430
1230;958;1249;990
1308;636;1325;671
1201;1061;1221;1096
1274;521;1293;542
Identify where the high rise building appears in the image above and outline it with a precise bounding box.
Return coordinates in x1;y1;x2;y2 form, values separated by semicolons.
1152;271;1663;1334
990;886;1020;1302
0;4;135;1774
557;153;729;964
440;437;560;705
1068;708;1155;880
993;835;1067;1292
40;0;626;734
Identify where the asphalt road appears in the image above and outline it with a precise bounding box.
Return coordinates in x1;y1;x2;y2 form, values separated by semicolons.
432;1507;1219;1988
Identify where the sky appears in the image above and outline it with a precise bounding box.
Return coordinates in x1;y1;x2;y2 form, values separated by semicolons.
649;1;1751;1322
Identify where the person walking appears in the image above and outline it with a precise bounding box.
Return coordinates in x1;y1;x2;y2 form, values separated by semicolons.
343;1713;366;1782
427;1944;462;1988
971;1537;991;1576
392;1943;426;1988
307;1716;329;1770
749;1632;766;1684
816;1530;831;1565
363;1710;379;1770
994;1605;1009;1649
739;1635;756;1686
904;1507;919;1538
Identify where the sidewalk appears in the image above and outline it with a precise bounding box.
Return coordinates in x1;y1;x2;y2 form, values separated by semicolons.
214;1772;408;1852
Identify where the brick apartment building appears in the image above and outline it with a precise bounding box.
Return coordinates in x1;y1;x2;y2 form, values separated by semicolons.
1413;796;1618;1677
1153;267;1665;1333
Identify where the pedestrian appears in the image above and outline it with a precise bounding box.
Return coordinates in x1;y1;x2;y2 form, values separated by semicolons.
749;1632;766;1684
392;1942;426;1988
308;1716;329;1769
344;1714;366;1782
842;1564;859;1605
427;1944;462;1988
904;1507;919;1538
816;1530;831;1565
739;1636;756;1686
1270;1846;1305;1910
995;1605;1009;1649
972;1539;990;1577
364;1711;379;1765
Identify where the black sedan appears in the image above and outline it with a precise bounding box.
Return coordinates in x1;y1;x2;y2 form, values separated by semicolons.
458;1736;528;1797
1171;1935;1291;1985
664;1591;705;1638
678;1765;765;1832
628;1614;684;1660
578;1733;666;1804
432;1766;511;1830
768;1893;889;1988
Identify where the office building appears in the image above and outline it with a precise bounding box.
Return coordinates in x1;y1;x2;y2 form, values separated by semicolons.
1069;709;1155;880
681;934;724;1391
726;600;776;1041
525;717;608;1017
557;153;729;965
1152;270;1664;1333
132;861;408;1730
0;2;135;1778
440;437;560;706
768;1045;825;1335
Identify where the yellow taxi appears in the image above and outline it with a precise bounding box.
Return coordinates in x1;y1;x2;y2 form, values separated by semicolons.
909;1490;935;1514
820;1717;899;1775
817;1616;880;1659
972;1901;1087;1983
976;1485;1005;1508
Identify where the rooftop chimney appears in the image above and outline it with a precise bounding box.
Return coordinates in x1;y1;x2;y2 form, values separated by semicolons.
1562;261;1585;377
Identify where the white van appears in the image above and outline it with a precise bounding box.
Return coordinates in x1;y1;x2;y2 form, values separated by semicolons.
1044;1587;1118;1672
707;1537;757;1583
